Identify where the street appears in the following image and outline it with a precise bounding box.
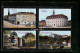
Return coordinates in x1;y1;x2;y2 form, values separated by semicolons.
4;20;36;28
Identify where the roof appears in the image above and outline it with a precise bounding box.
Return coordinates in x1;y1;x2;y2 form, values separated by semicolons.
46;14;68;19
39;20;46;22
54;34;60;36
10;31;18;36
16;12;34;15
4;12;35;16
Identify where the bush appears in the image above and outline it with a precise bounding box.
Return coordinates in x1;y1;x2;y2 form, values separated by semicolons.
25;41;36;47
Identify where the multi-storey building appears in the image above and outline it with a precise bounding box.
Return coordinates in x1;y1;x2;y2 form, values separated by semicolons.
46;10;68;27
39;20;46;27
4;10;36;26
16;12;36;25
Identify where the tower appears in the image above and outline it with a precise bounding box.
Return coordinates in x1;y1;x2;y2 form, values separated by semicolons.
53;10;55;15
7;9;10;20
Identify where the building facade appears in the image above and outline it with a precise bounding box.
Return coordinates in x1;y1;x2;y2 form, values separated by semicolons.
8;14;16;24
4;11;36;26
39;20;46;27
51;33;62;39
46;10;68;27
16;12;36;25
68;20;71;26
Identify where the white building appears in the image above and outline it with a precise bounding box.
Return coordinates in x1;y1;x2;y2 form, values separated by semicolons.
46;10;68;27
51;33;62;39
63;35;68;38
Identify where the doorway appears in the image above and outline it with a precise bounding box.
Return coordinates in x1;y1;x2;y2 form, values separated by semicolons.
54;24;55;26
17;21;20;24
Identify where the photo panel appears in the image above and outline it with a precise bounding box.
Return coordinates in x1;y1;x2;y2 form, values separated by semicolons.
3;30;36;49
3;8;36;28
39;8;71;28
39;30;71;49
1;1;79;52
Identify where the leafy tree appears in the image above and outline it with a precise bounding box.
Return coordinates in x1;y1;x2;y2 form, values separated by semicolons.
3;30;11;35
25;41;36;47
22;33;35;39
39;36;56;44
3;31;11;43
3;35;9;43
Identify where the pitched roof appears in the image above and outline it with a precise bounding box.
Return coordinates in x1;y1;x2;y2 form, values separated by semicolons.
16;12;34;15
4;12;35;16
46;14;68;19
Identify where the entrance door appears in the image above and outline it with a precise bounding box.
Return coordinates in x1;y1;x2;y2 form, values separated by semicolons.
17;21;20;24
54;24;55;26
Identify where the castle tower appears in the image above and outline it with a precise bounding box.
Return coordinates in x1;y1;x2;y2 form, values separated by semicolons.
53;10;55;15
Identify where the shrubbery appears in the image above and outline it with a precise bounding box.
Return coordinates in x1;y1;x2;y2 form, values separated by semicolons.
25;41;35;47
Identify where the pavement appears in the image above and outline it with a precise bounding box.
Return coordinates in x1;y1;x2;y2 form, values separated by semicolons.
4;20;36;28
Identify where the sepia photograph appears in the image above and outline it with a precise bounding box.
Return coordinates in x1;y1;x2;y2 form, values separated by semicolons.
3;8;36;28
39;9;71;28
39;31;71;49
3;30;36;49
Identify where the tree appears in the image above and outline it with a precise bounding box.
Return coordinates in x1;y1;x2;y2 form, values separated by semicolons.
22;33;35;39
3;30;11;35
3;31;11;43
39;36;55;44
22;33;36;47
3;35;9;43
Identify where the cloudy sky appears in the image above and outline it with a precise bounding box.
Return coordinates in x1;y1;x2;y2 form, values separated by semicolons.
39;8;71;21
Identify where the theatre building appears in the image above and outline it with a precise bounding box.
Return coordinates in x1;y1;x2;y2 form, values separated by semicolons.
46;10;68;27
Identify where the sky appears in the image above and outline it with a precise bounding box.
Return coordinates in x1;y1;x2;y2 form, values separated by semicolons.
40;31;71;36
4;8;36;16
8;31;36;38
4;8;71;21
39;9;71;21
